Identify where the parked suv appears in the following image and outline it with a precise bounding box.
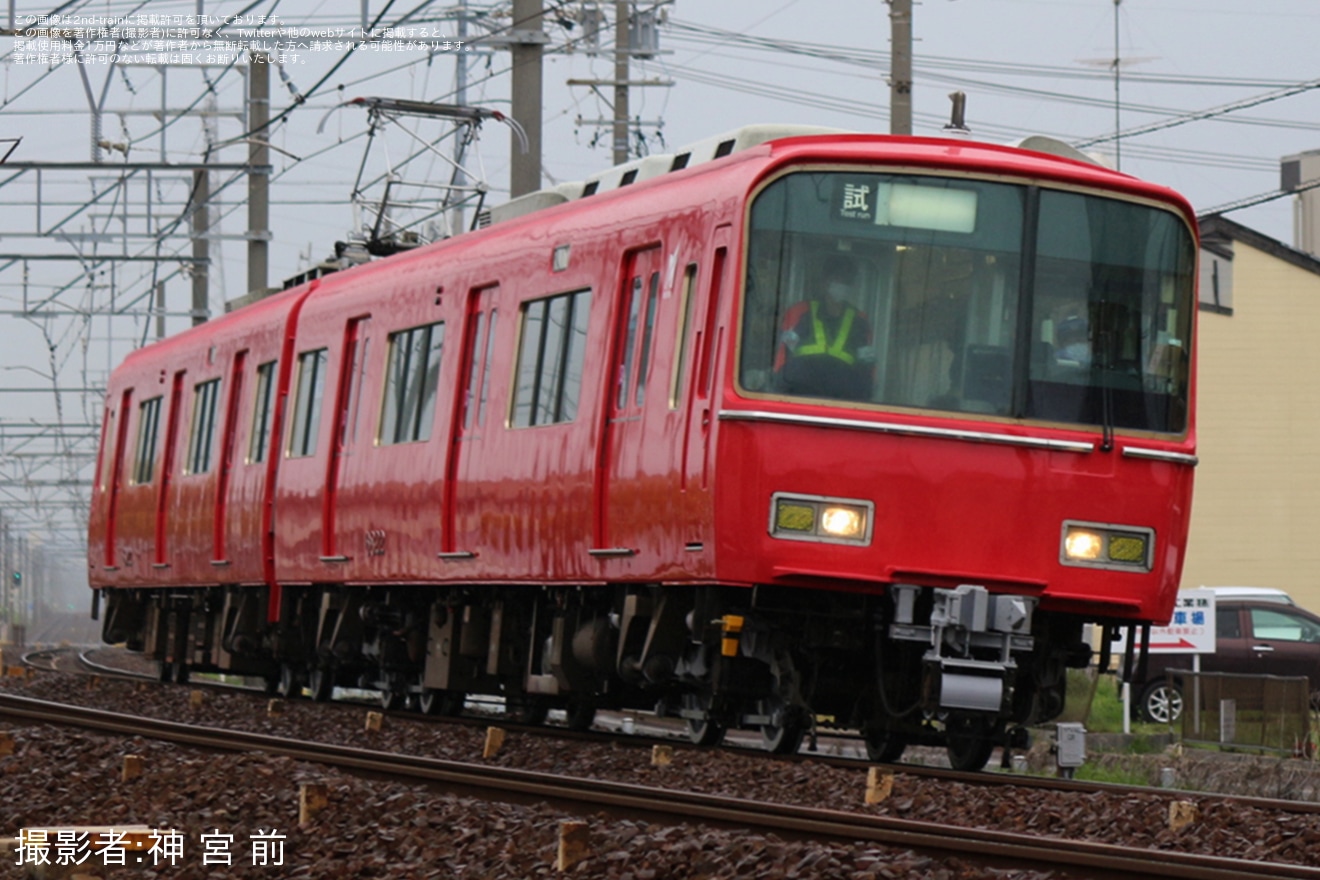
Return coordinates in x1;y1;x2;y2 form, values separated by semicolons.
1132;588;1320;723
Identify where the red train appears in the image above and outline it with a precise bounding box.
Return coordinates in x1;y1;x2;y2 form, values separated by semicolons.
88;126;1198;769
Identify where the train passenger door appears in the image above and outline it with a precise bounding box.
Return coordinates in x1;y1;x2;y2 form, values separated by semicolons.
321;316;371;562
442;286;498;557
154;371;185;568
103;389;133;568
594;245;664;555
212;350;246;565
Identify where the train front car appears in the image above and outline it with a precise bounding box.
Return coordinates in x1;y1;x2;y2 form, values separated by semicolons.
705;137;1197;768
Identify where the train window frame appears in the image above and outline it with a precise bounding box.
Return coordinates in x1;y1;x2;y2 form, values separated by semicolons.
288;348;328;458
185;377;222;475
511;288;592;428
248;360;277;464
130;395;163;485
380;321;445;445
737;165;1195;435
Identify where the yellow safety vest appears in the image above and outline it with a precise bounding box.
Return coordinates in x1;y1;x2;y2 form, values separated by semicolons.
796;301;856;365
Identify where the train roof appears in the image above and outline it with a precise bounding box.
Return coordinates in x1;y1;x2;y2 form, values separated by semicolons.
472;124;1193;232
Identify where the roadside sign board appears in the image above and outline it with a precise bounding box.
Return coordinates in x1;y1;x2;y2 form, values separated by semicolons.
1118;588;1217;654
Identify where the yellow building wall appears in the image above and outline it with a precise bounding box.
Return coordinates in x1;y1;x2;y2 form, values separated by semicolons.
1181;240;1320;613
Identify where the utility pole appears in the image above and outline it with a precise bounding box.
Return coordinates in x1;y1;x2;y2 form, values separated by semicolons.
567;2;672;165
613;0;630;166
156;281;166;340
510;0;545;197
247;51;271;298
1112;0;1122;170
452;0;471;231
191;169;210;326
888;0;912;136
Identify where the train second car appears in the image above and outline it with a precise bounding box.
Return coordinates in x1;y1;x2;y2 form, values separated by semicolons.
88;126;1198;769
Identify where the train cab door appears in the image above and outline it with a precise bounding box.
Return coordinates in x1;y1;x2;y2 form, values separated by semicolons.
594;245;665;557
321;315;372;563
682;226;730;497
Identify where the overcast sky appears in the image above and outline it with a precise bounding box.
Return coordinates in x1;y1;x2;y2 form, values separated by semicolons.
308;0;1315;271
624;0;1319;246
6;1;1317;291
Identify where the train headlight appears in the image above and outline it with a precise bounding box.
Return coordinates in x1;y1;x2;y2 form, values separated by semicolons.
1063;528;1104;561
820;506;865;539
770;493;873;545
1061;520;1154;572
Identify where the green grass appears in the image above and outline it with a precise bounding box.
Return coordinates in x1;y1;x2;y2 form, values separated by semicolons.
1071;763;1150;786
1059;668;1168;736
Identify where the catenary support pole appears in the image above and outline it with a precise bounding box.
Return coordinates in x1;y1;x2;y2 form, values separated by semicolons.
510;0;544;197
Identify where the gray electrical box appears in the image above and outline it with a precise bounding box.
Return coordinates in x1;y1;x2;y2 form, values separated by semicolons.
1056;722;1086;768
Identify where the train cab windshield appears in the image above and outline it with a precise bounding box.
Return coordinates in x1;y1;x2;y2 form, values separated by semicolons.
739;170;1196;434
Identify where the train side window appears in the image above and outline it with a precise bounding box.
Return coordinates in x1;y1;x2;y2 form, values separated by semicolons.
669;264;698;409
616;277;643;410
248;360;277;463
512;289;591;427
476;310;497;428
131;396;163;484
564;295;589;420
94;405;114;491
289;348;328;457
185;378;222;474
380;321;445;444
634;271;660;407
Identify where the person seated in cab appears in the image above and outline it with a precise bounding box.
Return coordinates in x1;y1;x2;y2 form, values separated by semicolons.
1053;312;1092;368
773;254;875;401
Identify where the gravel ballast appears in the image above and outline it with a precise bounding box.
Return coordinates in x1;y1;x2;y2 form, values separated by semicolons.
3;664;1320;878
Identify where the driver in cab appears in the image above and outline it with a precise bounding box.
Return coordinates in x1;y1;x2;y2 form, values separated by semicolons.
774;254;875;401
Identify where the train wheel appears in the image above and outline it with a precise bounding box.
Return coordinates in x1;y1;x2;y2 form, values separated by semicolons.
682;692;726;747
945;714;996;772
275;664;301;699
419;688;465;716
565;699;597;732
308;666;334;703
863;725;908;763
758;698;807;755
379;689;405;711
507;695;549;726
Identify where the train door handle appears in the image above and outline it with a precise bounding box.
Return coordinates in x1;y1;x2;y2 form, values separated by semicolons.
1252;645;1275;653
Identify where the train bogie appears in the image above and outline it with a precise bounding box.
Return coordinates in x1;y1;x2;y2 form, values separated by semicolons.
89;128;1199;768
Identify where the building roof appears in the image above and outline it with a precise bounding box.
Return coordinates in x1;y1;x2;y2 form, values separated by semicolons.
1198;213;1320;277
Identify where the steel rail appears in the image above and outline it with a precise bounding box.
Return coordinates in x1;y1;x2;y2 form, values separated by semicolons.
0;693;1315;880
63;647;1320;818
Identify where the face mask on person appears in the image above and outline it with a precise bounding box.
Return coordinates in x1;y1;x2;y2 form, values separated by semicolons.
826;281;849;303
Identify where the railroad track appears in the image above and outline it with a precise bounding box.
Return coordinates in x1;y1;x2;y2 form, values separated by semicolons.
16;648;63;673
25;647;1320;823
0;691;1316;880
